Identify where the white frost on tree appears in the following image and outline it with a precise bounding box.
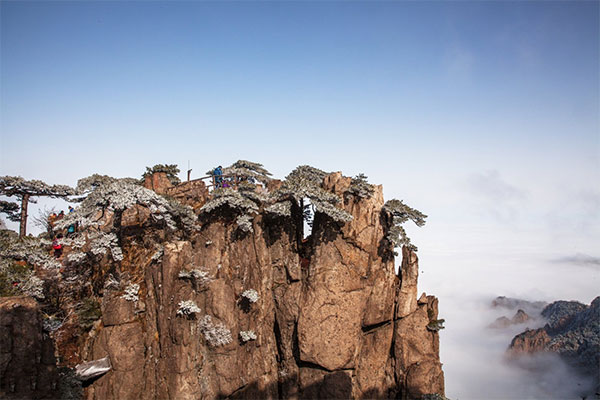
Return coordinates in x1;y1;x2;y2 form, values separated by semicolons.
55;179;197;233
151;246;164;262
198;315;233;347
20;275;45;299
66;252;87;264
178;268;212;287
0;235;62;270
211;160;272;185
235;214;254;233
239;330;257;343
241;289;259;303
0;176;77;237
382;199;427;251
273;165;353;224
345;173;375;199
176;300;201;317
200;187;260;215
121;283;140;302
265;201;291;217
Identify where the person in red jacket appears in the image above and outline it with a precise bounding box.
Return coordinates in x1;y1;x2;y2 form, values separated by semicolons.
52;234;63;258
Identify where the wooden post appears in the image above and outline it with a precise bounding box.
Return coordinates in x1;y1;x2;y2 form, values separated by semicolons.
187;169;192;182
19;193;30;237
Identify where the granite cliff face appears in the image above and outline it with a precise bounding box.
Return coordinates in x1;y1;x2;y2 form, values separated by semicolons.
0;171;444;399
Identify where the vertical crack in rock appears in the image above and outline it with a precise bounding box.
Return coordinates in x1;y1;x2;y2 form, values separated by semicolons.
273;313;285;399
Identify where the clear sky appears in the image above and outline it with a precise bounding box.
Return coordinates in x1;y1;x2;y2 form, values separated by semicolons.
1;1;599;398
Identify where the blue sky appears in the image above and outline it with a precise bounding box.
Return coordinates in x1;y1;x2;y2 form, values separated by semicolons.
2;1;597;183
1;2;598;397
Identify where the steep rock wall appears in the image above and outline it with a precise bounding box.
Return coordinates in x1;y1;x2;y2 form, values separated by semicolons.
1;172;444;399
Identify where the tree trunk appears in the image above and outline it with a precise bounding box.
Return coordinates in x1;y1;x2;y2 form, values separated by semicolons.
19;194;30;237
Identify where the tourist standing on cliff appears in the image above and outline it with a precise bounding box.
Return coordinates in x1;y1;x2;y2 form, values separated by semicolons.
213;166;223;188
67;206;76;236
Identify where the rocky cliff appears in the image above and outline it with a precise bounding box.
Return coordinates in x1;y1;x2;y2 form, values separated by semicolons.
0;168;444;399
508;297;600;396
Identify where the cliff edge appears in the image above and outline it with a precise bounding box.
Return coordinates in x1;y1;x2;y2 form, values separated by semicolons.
0;167;444;399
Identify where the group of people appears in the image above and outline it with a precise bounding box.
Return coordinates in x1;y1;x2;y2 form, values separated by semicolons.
49;206;76;258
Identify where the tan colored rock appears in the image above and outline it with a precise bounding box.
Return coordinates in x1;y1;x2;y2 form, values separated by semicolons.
363;266;397;327
297;260;365;370
394;295;444;399
143;172;173;195
24;169;445;400
101;295;136;327
511;309;530;324
405;360;445;399
166;179;209;212
121;204;151;227
397;246;419;318
508;328;551;355
356;323;395;397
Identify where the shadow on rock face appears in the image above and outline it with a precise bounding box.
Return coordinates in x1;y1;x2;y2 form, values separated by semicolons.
220;371;405;400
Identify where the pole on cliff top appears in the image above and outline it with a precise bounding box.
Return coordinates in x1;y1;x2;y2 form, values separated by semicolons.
187;160;192;182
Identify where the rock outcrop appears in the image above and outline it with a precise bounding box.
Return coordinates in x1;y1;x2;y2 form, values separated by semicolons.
491;296;547;315
1;170;445;399
508;297;600;396
0;297;60;399
489;309;531;329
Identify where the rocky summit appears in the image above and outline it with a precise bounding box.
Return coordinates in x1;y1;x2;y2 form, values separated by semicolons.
0;166;445;399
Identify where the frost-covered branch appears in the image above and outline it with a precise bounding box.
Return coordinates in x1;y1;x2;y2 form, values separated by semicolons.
382;199;427;251
176;300;201;317
273;165;352;224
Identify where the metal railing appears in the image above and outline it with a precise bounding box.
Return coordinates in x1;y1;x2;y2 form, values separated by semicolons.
186;174;254;191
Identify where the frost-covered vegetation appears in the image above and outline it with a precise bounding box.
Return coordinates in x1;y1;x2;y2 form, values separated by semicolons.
142;164;181;185
0;175;77;236
199;186;265;232
198;315;233;347
89;232;123;261
382;199;427;251
121;283;140;302
221;160;272;184
178;268;212;287
274;165;353;224
176;300;201;317
239;330;257;343
241;289;259;303
151;247;164;262
0;232;61;270
426;319;446;332
265;201;292;217
0;232;49;298
75;174;139;195
345;173;375;199
0;200;20;223
57;180;196;232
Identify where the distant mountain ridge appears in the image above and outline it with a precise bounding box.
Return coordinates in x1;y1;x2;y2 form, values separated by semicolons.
508;296;600;397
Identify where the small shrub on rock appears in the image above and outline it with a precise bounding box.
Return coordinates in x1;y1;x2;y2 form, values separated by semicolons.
198;315;232;347
176;300;201;318
121;283;139;302
239;330;257;343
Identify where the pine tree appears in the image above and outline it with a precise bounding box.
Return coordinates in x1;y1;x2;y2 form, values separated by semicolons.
0;176;76;237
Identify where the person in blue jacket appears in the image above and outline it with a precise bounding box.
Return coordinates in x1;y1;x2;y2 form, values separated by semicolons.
213;166;223;188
